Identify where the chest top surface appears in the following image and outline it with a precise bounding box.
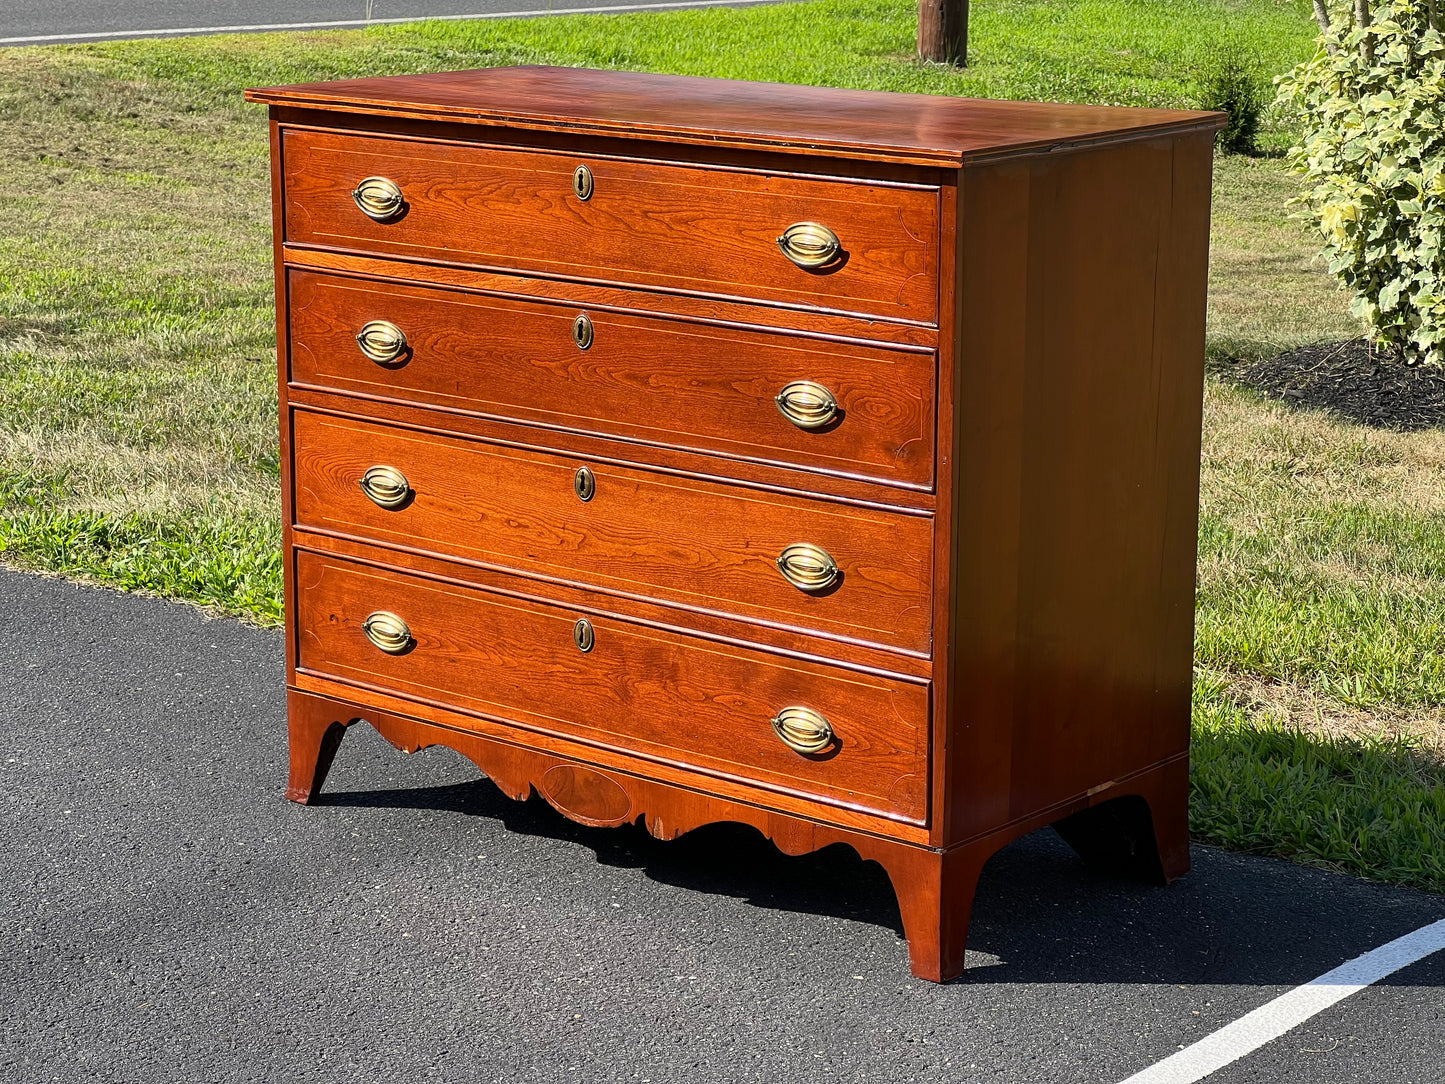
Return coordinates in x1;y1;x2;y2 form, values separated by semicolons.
245;65;1221;166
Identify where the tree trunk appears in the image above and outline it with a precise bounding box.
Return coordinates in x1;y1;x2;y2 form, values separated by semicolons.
918;0;969;65
1313;0;1338;54
1355;0;1373;63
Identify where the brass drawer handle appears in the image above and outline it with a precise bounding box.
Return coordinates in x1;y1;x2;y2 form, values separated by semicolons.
770;705;834;755
777;221;842;269
776;542;839;592
362;611;412;655
351;176;405;221
775;380;839;430
355;320;409;364
358;464;411;510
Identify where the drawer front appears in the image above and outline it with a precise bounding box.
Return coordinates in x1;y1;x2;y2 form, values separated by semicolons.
292;410;933;654
295;551;929;820
288;270;935;489
281;130;940;323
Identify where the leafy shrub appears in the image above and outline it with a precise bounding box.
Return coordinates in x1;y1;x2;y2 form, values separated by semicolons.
1278;1;1445;366
1198;50;1264;155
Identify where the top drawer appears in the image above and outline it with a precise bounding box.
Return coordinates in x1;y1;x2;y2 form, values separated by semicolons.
280;129;941;324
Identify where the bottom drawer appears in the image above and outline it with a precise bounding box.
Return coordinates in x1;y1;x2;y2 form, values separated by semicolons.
294;551;929;822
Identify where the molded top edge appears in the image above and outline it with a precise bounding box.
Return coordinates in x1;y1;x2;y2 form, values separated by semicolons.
245;65;1226;166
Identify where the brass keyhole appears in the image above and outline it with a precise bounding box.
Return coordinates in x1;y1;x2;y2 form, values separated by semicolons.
573;617;595;653
574;465;595;502
572;313;594;350
573;164;594;201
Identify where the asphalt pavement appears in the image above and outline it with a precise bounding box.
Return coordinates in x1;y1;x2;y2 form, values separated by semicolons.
1;0;768;45
2;565;1443;1083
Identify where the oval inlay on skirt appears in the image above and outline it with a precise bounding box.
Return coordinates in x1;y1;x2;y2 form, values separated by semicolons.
540;763;633;827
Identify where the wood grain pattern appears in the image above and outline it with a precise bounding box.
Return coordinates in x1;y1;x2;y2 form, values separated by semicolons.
294;551;930;820
540;763;634;826
281;128;940;322
287;268;935;489
291;408;934;654
247;65;1223;167
942;134;1212;845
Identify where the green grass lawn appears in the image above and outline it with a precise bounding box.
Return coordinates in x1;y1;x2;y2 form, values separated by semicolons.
4;0;1443;895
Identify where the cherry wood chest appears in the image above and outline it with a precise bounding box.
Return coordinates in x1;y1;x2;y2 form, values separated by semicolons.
247;67;1224;981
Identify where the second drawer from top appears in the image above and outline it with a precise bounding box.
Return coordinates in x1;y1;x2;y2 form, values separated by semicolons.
288;269;936;490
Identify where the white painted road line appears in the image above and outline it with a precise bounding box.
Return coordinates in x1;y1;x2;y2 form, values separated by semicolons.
0;0;781;45
1119;916;1445;1084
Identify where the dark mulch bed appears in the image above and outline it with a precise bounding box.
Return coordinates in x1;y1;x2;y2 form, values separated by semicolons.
1232;339;1445;432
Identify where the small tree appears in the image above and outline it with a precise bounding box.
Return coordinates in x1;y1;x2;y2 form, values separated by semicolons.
919;0;968;65
1279;1;1445;366
1199;49;1266;155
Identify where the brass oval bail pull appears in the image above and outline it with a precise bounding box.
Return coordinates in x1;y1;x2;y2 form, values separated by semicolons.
358;465;411;510
351;176;405;221
362;611;413;655
776;542;839;592
355;320;409;365
777;221;842;269
770;706;834;754
775;380;839;430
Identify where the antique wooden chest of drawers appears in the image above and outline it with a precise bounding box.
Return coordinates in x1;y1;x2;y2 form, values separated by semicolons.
247;67;1223;981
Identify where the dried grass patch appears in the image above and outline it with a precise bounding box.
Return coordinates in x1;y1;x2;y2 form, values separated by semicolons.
1215;670;1445;757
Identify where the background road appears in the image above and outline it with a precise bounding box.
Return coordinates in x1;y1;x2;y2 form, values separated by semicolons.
1;0;763;45
2;567;1443;1083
